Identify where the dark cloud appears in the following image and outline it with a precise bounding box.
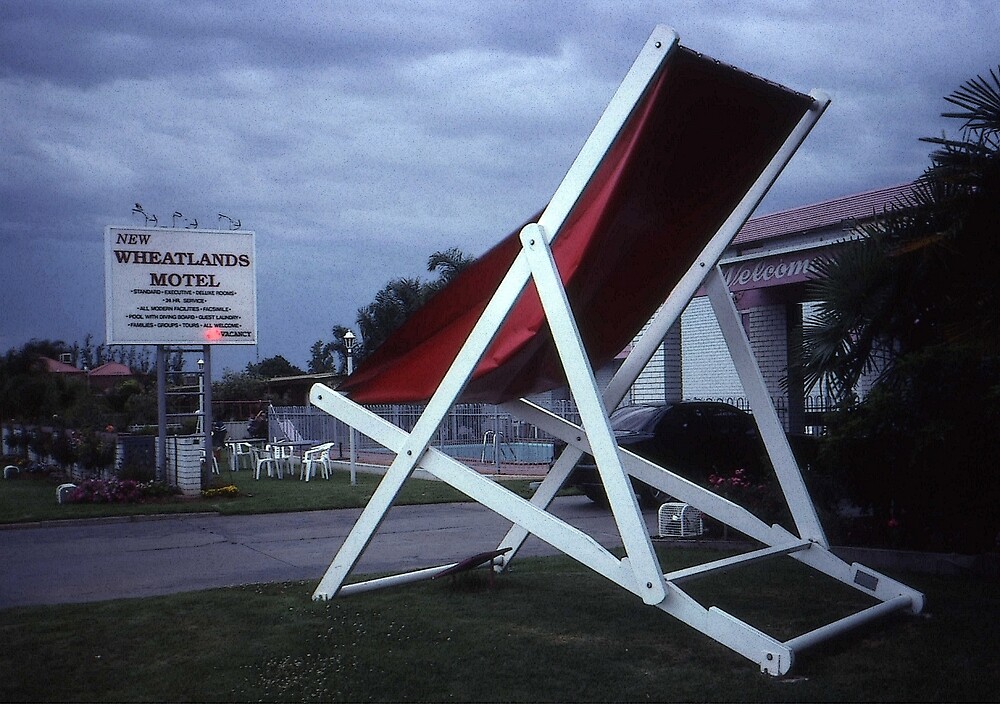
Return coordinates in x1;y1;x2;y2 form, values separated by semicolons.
0;0;574;89
1;0;997;371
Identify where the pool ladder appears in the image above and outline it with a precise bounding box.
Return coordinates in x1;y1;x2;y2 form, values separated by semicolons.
481;431;516;468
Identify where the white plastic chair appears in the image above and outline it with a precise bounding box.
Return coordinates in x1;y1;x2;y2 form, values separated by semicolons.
56;483;77;504
229;441;255;471
301;443;334;481
253;445;281;480
272;443;302;478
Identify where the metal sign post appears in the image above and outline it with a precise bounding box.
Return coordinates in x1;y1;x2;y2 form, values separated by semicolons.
105;226;256;489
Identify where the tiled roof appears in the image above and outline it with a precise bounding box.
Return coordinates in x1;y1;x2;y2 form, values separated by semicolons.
89;362;133;377
39;357;83;374
734;182;917;246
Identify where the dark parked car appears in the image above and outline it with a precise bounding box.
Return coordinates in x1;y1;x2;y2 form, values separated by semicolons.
564;401;769;508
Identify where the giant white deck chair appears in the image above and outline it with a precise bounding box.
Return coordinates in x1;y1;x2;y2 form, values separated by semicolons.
309;25;924;675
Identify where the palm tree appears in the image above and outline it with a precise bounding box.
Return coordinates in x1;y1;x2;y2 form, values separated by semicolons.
350;248;473;361
425;247;473;295
355;277;426;359
799;67;1000;552
308;324;359;374
801;66;1000;402
307;340;336;374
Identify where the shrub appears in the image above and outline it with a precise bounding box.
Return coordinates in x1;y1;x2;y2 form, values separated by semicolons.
28;429;53;460
50;430;78;469
816;346;1000;553
140;480;177;498
707;468;787;526
74;430;116;472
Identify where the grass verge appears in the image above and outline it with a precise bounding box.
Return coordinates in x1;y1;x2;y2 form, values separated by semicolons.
0;470;543;524
1;549;996;702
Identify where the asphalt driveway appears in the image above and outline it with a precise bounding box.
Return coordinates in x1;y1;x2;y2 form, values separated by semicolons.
0;496;657;609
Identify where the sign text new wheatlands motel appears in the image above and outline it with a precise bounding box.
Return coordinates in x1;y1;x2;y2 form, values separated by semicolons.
104;226;257;346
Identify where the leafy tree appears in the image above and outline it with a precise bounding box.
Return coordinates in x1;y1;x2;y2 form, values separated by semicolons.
105;378;144;414
213;369;268;401
79;334;96;370
122;388;157;427
75;429;116;472
212;357;303;412
0;339;72;422
28;428;53;460
51;429;78;471
168;349;186;385
0;338;157;429
246;355;304;379
0;339;71;376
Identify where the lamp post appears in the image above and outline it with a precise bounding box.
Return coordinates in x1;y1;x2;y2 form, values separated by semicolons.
343;330;357;485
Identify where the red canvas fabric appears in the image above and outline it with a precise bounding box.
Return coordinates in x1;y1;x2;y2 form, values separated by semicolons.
340;47;813;404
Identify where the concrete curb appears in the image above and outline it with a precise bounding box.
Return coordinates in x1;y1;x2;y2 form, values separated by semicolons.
0;511;220;531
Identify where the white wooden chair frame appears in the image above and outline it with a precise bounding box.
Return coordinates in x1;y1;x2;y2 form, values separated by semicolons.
308;25;924;676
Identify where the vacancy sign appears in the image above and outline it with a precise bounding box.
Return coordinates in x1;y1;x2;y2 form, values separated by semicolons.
104;226;258;345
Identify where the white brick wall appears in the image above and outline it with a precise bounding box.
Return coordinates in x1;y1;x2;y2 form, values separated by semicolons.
627;297;806;430
632;313;682;405
632;339;665;404
162;435;203;496
747;304;789;403
680;297;744;400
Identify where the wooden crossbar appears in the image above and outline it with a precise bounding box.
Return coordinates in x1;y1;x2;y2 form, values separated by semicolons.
785;595;916;653
665;540;812;584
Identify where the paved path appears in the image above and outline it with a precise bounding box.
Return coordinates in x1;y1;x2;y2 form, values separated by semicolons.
0;497;657;609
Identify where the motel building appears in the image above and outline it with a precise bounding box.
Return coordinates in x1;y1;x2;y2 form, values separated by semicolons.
614;182;916;434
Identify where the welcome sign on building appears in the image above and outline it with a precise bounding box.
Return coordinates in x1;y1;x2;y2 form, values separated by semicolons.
104;226;257;345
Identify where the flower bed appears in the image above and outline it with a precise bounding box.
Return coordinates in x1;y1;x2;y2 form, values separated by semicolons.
201;484;239;499
66;478;178;504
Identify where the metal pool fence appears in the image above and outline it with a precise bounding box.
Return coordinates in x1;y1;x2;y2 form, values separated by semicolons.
265;401;581;465
265;393;831;465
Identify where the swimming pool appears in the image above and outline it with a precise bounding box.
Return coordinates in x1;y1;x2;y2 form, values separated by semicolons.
436;441;555;465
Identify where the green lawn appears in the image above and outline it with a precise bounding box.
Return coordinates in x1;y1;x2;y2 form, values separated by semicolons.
0;469;543;524
4;458;995;701
1;549;996;702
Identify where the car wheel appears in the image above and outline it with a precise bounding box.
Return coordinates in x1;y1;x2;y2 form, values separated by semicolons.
582;485;610;508
638;483;671;509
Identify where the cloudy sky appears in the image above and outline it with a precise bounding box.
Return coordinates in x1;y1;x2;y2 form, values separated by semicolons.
2;1;997;377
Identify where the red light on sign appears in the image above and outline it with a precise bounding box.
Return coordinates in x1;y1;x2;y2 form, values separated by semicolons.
204;327;223;342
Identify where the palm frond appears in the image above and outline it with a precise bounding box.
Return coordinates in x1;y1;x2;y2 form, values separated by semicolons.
941;66;1000;133
801;238;901;400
